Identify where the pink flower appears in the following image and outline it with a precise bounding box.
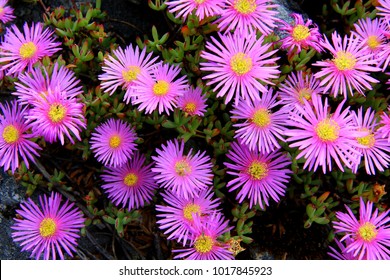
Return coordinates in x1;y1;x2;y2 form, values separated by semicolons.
377;0;390;20
151;138;213;199
378;107;390;141
0;23;61;75
177;86;208;117
90;118;137;167
200;31;280;105
99;44;158;104
215;0;278;35
328;236;358;260
100;152;157;211
0;0;15;24
166;0;224;21
333;198;390;260
12;192;85;260
0;100;41;173
224;141;292;209
313;31;381;98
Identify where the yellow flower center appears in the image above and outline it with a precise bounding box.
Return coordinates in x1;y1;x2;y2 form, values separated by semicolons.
333;51;357;71
19;42;38;60
194;0;206;4
233;0;256;14
123;173;138;187
2;125;20;144
184;102;197;114
48;104;67;123
367;35;380;50
230;52;253;76
298;88;312;104
292;24;310;41
109;135;121;148
194;235;214;253
248;160;268;180
39;218;57;238
357;222;377;242
315;119;340;142
183;203;201;221
357;130;375;148
122;66;141;83
174;159;192;176
252;108;271;128
153;80;170;96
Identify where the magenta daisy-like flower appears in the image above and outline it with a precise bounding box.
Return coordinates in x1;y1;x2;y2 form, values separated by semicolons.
279;13;323;55
90;118;137;167
99;44;158;104
14;64;83;105
100;152;156;211
224;141;292;209
284;94;364;173
156;188;220;245
333;198;390;260
313;32;380;98
0;100;41;173
377;0;390;20
231;87;288;154
166;0;224;21
277;71;324;112
328;236;358;260
173;211;234;260
0;0;15;24
151;138;213;199
177;86;207;117
200;31;280;105
378;107;390;141
350;107;390;175
25;89;86;145
132;63;189;115
11;192;85;260
215;0;278;35
0;22;61;75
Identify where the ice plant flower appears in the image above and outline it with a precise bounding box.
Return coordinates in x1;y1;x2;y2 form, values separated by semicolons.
378;107;390;141
25;89;86;145
0;100;41;173
90;118;137;167
313;32;381;98
224;141;292;209
328;236;358;260
200;31;280;105
100;152;157;211
99;44;158;104
277;71;323;112
284;94;364;173
350;107;390;175
177;86;207;117
230;87;288;154
11;192;84;260
0;0;15;24
0;22;61;75
215;0;278;35
333;198;390;260
156;188;220;245
279;13;323;55
377;0;390;20
14;64;83;105
173;212;234;260
152;138;213;199
132;63;189;115
166;0;224;21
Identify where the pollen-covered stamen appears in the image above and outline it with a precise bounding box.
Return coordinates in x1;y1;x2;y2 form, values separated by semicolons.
333;51;357;71
184;102;196;114
2;125;20;144
153;80;170;96
19;42;38;59
39;218;57;238
251;108;271;128
124;173;138;187
248;160;268;180
315;118;340;142
194;0;206;4
230;52;253;76
298;88;312;104
194;234;214;253
122;66;141;83
357;129;376;148
183;203;201;221
233;0;257;15
357;222;378;242
367;35;380;50
175;159;192;176
109;135;121;148
48;103;67;123
292;24;310;41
